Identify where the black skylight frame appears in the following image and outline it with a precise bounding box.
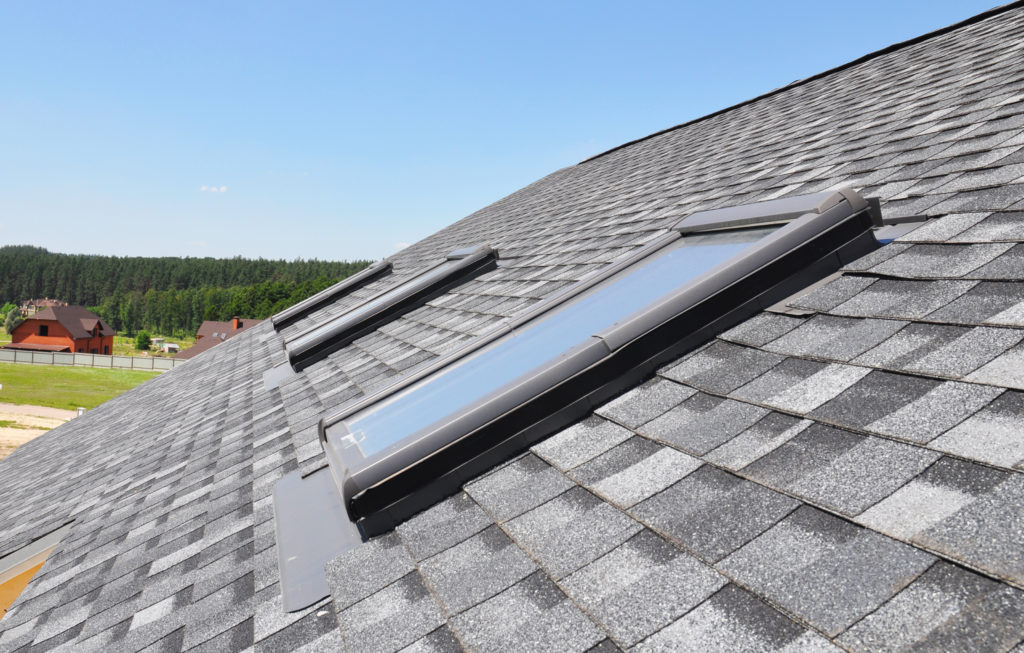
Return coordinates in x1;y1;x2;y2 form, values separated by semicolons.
270;259;393;331
284;245;498;372
317;188;882;537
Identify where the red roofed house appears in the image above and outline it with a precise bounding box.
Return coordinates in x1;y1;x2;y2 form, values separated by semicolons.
5;305;115;354
173;316;262;360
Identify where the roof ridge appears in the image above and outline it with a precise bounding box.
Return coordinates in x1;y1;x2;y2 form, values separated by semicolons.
580;1;1024;165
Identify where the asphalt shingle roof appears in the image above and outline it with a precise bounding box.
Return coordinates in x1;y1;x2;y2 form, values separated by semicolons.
3;4;1024;651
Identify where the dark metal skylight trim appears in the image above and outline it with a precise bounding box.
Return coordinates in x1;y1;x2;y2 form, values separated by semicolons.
271;260;393;331
317;189;881;537
285;244;498;372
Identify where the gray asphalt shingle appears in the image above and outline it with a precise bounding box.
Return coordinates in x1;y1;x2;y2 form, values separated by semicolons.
719;506;934;637
631;465;798;562
4;6;1024;651
829;279;977;319
929;389;1024;468
837;561;1024;652
449;573;604;653
762;315;908;361
463;454;574;523
635;584;838;653
660;341;784;394
639;393;769;455
504;487;643;580
594;378;697;430
743;424;940;516
568;437;702;508
334;573;445;652
704;412;814;471
561;530;726;647
418;525;536;615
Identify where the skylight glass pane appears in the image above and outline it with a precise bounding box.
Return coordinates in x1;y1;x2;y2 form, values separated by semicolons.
340;226;779;459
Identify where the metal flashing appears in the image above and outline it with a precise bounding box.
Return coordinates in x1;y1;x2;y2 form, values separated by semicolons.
262;361;293;391
273;468;363;612
673;189;872;234
0;523;71;586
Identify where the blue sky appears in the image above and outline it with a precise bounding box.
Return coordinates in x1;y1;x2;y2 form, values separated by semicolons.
0;1;1000;262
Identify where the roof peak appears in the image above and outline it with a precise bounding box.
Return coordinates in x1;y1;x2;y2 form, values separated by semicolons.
580;1;1024;165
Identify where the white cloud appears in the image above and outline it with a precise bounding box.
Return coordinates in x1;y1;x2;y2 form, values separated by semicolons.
393;241;411;251
200;185;228;193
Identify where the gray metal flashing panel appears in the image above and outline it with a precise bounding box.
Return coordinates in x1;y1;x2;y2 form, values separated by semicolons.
673;189;868;234
446;243;495;260
320;190;879;536
270;260;392;330
273;468;364;612
286;247;498;371
0;523;71;585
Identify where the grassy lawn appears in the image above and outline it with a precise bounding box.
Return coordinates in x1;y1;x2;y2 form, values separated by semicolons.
0;363;158;410
112;333;196;357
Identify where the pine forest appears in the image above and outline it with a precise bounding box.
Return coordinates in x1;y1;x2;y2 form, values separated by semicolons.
0;245;372;337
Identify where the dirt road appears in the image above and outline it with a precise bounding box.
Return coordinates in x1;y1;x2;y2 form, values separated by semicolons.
0;403;75;461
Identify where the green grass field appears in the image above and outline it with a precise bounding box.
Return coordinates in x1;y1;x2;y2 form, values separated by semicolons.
0;363;158;410
112;333;196;357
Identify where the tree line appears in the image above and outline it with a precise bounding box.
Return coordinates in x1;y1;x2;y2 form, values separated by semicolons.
1;246;372;337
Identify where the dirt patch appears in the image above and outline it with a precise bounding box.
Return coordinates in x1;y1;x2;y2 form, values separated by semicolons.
0;403;75;461
0;403;77;421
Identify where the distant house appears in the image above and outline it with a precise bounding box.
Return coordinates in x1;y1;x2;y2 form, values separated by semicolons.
173;316;261;360
18;298;68;317
4;305;115;354
161;343;180;354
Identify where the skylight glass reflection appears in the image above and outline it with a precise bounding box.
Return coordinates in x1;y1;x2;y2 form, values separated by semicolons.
337;226;780;459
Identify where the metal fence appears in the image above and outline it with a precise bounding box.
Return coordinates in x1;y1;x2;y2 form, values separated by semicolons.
0;349;186;371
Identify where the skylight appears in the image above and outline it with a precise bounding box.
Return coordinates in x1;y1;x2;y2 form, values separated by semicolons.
271;260;393;331
274;188;881;611
321;188;881;535
332;227;779;462
284;245;497;372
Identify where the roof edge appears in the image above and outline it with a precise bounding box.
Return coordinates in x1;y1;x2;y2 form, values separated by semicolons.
580;1;1024;165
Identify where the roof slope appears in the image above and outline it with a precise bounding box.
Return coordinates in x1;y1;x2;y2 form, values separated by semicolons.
2;4;1024;651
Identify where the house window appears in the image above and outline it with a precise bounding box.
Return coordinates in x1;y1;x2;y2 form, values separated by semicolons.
38;325;48;337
